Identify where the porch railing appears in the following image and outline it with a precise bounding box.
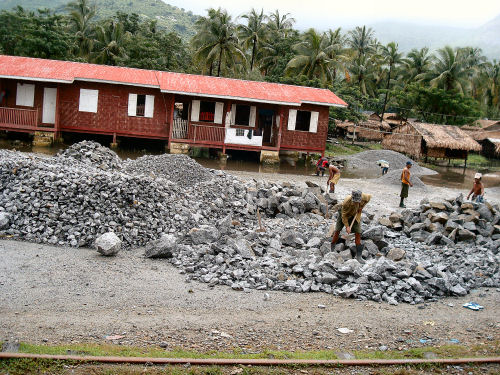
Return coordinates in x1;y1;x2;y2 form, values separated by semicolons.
0;107;39;127
193;124;225;144
172;118;188;139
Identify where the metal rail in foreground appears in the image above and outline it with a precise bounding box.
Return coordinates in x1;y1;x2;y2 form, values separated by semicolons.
0;353;499;366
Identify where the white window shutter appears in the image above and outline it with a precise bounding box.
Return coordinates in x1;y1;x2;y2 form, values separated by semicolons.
79;89;98;113
145;95;155;118
128;93;137;116
214;102;224;124
309;111;319;133
191;100;200;122
231;104;236;125
287;109;297;131
16;83;35;107
249;106;257;127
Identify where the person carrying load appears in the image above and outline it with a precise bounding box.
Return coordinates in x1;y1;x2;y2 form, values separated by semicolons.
376;160;389;175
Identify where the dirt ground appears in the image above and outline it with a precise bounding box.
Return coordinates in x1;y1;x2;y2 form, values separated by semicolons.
0;174;499;354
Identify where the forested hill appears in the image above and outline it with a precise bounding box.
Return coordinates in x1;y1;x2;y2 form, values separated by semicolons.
0;0;198;38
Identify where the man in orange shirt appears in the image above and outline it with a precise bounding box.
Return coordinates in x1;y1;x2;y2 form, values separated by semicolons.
399;161;413;208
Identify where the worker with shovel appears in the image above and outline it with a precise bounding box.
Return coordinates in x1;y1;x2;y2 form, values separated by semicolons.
330;190;371;263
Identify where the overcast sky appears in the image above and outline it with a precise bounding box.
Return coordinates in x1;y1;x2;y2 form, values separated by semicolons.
164;0;500;29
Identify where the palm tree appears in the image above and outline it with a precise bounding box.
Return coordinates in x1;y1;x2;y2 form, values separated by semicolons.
93;20;128;65
380;42;403;119
418;46;470;93
461;47;487;98
325;28;347;81
267;10;295;37
67;0;96;60
402;47;434;84
347;26;375;63
478;60;500;109
285;29;333;83
191;8;246;77
238;8;269;71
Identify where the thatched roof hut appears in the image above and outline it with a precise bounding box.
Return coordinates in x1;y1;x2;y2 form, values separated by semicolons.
383;113;404;128
469;122;500;141
481;138;500;159
336;119;391;141
382;122;481;161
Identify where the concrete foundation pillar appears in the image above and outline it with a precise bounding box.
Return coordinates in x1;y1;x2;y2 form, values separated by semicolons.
169;142;190;154
260;150;280;164
32;131;53;147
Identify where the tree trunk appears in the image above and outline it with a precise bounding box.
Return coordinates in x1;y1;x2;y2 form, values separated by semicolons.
250;37;256;71
217;47;223;77
209;61;213;76
380;63;392;122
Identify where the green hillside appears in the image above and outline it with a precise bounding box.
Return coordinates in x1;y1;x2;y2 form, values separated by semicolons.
0;0;198;38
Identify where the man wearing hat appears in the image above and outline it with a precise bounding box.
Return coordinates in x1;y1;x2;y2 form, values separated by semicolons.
399;161;413;208
467;173;485;203
330;190;372;263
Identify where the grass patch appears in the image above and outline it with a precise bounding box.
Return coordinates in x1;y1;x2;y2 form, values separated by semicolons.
1;341;498;374
325;141;382;156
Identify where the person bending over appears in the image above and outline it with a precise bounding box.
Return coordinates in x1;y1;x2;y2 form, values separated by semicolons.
327;163;340;193
330;190;371;263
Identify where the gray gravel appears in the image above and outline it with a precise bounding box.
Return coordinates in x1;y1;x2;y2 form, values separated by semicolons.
344;150;436;177
1;142;498;306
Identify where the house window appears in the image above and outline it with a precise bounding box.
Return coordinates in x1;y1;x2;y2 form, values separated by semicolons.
235;105;250;126
287;109;319;133
79;89;99;113
128;93;154;117
236;128;245;136
295;111;312;131
199;101;216;122
136;95;146;116
16;83;35;107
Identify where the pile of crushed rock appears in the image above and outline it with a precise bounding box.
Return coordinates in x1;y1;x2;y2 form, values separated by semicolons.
342;150;436;186
1;142;499;304
56;140;122;171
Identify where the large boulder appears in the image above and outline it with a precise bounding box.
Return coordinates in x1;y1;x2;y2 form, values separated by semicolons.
0;211;10;229
386;247;406;261
95;232;121;256
280;230;297;247
144;234;177;258
477;205;493;222
361;225;386;242
189;225;219;245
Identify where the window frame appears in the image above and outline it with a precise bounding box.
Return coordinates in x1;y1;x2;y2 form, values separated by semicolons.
16;83;35;107
79;89;99;113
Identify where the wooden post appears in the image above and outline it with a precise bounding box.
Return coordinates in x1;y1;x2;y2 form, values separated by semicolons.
352;124;356;145
53;84;61;141
276;108;283;151
464;152;468;173
167;94;175;150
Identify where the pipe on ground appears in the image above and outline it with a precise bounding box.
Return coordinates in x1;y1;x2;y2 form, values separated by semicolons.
0;353;499;366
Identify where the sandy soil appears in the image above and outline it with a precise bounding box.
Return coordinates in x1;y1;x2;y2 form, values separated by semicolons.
1;174;499;354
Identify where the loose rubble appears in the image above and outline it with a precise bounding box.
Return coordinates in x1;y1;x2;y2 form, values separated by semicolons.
1;141;499;304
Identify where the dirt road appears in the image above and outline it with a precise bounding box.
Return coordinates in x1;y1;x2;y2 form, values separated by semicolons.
1;239;498;352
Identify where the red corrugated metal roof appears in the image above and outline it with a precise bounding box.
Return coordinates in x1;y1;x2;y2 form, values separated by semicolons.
0;55;347;107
